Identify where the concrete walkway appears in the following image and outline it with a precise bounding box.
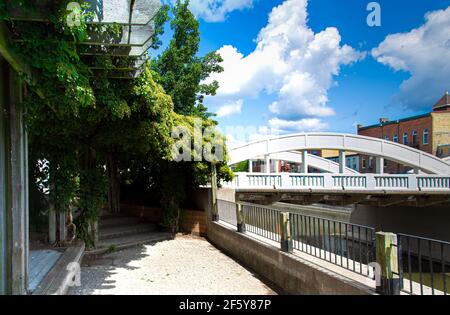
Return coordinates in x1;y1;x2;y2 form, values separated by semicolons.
69;235;277;295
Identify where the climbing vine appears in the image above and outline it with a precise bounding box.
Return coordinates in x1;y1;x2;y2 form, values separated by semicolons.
2;1;233;245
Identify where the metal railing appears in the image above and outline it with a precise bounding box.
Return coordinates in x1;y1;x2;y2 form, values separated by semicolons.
398;233;450;295
215;199;450;294
217;199;237;226
289;213;375;278
242;203;280;243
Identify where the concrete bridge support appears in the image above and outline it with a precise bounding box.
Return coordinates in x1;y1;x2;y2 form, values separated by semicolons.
339;150;346;174
376;156;384;174
300;150;308;174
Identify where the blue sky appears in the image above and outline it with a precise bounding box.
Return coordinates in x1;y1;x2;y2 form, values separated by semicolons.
156;0;450;147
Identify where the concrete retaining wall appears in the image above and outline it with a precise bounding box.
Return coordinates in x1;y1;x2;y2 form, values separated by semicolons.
207;221;375;295
351;204;450;242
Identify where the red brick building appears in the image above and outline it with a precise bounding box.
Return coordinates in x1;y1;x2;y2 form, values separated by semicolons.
357;93;450;173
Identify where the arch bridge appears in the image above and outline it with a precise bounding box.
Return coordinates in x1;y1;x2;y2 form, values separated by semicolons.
225;133;450;207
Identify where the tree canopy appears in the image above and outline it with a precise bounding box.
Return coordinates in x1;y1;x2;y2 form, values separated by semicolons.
1;0;232;246
152;0;223;119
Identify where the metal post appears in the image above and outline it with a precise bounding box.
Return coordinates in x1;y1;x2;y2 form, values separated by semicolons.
236;203;245;233
301;150;308;174
279;212;293;253
211;164;219;221
376;232;400;295
339;150;346;174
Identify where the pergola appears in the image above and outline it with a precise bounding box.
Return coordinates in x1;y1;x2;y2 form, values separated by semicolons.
0;0;161;295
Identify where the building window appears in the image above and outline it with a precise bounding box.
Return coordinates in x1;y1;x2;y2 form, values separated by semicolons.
393;134;398;142
369;157;373;168
423;129;429;145
362;159;366;169
412;131;418;144
403;133;408;145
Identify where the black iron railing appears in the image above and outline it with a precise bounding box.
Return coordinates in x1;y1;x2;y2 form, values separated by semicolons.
289;213;376;278
398;233;450;295
242;203;281;243
215;199;450;293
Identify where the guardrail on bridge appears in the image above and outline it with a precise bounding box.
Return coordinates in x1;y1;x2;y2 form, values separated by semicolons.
223;173;450;192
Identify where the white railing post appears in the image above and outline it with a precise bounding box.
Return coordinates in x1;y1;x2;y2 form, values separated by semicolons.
366;174;376;190
409;174;418;190
281;173;291;189
324;173;334;190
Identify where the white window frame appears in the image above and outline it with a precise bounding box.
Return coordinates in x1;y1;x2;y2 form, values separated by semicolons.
423;129;429;145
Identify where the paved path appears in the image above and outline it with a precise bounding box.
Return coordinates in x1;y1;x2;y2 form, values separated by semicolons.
69;235;277;295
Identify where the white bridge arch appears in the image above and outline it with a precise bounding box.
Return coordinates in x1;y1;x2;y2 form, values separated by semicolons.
229;133;450;175
248;151;359;174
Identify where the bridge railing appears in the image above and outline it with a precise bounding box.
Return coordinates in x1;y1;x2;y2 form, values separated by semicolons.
398;233;450;295
226;172;450;191
290;213;376;278
215;199;450;295
216;199;376;280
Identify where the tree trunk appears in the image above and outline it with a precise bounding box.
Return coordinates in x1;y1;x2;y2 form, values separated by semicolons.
106;153;120;213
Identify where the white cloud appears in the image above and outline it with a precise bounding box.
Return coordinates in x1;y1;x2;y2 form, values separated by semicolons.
372;6;450;110
216;99;243;117
178;0;255;22
207;0;363;131
268;117;329;133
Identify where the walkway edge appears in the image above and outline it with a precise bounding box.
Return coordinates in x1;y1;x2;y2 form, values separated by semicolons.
207;221;376;295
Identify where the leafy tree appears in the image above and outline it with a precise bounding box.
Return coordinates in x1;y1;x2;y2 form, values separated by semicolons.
3;1;232;243
147;1;234;232
152;0;223;118
4;2;178;246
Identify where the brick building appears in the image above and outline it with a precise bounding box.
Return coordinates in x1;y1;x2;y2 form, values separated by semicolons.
357;92;450;173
